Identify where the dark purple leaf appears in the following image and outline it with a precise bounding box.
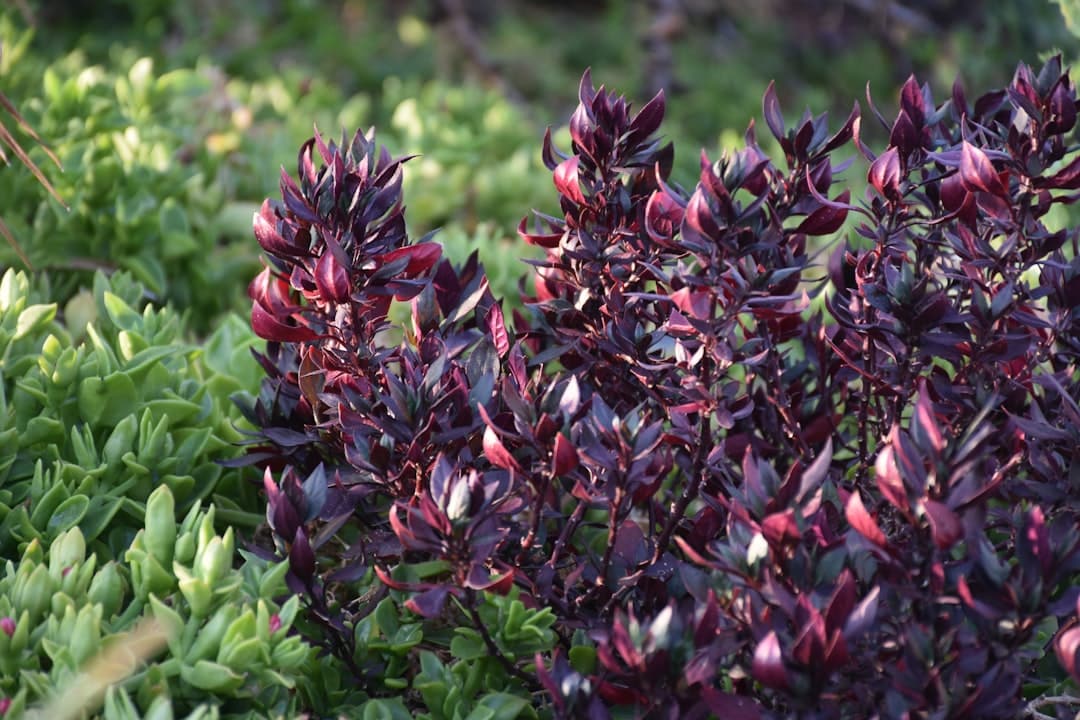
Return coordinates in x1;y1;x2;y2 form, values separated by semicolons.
405;587;451;618
875;446;909;514
923;499;962;550
251;302;316;342
554;156;587;205
868;146;902;199
899;75;926;126
888;109;919;155
629;90;665;141
289;527;316;583
842;585;880;641
485;303;510;357
845;491;887;547
483;425;522;473
796;191;850;235
752;631;788;691
1055;623;1080;684
314;249;350;303
960;141;1007;197
552;432;579;476
762;81;786;143
796;437;832;503
700;688;763;720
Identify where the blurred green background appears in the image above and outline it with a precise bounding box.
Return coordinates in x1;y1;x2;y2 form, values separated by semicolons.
1;0;1074;332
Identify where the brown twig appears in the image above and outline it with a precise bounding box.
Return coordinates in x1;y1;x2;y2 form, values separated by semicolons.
437;0;531;118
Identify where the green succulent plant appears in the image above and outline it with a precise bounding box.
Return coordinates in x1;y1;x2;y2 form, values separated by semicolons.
0;20;257;330
0;268;263;560
0;487;313;719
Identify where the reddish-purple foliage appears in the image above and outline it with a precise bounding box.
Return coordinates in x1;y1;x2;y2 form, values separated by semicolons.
242;60;1080;718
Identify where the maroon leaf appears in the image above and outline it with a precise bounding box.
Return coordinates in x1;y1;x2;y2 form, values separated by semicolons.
1055;623;1080;684
923;499;962;550
517;217;563;248
483;425;522;473
888;109;919;155
700;688;763;720
485;303;510;357
381;241;442;277
551;432;579;476
752;631;789;690
842;586;880;640
845;491;887;547
761;509;800;547
314;249;350;303
762;81;786;143
868;146;902;199
796;191;850;235
404;586;451;618
911;387;945;453
939;172;969;211
554;156;587;205
645;188;685;244
875;445;909;514
959;141;1007;197
251;302;316;342
253;201;299;256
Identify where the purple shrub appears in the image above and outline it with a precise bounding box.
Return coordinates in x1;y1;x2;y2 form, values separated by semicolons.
242;60;1080;718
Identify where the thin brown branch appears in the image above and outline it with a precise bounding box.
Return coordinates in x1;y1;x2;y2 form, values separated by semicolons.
0;215;32;270
0;121;67;209
0;91;62;168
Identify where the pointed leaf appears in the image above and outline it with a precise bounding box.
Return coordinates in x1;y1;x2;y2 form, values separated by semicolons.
845;491;887;547
868;147;902;199
483;426;522;473
752;631;788;690
762;81;785;142
796;191;850;235
405;587;451;618
554;156;587;205
552;433;579;476
960;141;1007;197
922;499;962;550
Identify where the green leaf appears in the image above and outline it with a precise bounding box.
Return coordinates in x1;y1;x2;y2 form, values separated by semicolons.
120;255;166;297
78;373;139;428
19;416;65;447
360;698;413;720
102;292;143;333
46;495;90;538
179;659;245;693
568;645;597;675
466;694;529;720
79;496;124;543
29;481;69;530
450;628;487;661
148;593;186;658
373;597;400;637
13;303;57;341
